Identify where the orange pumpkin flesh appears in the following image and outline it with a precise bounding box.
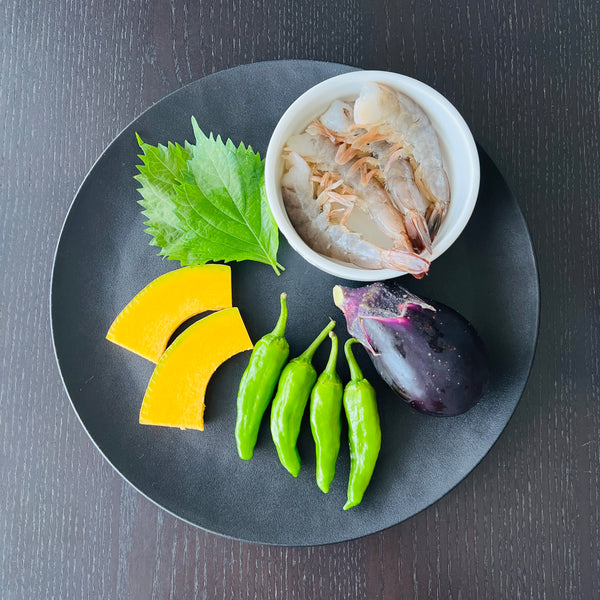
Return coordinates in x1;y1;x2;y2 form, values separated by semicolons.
106;265;232;363
139;307;253;430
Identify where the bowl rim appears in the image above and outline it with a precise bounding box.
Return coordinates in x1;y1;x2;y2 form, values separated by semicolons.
264;70;480;281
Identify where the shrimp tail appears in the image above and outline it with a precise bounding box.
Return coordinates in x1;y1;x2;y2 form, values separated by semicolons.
426;203;446;240
403;210;433;254
381;247;430;277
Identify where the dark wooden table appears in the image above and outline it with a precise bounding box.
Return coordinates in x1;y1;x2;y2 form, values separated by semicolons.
2;1;598;598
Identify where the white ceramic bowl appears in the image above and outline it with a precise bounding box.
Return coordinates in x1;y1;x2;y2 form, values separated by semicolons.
264;70;480;281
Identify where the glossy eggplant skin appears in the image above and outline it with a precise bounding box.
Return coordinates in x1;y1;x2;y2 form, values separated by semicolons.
333;282;489;416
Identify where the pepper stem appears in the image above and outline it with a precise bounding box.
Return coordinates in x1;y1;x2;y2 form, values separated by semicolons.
271;293;288;337
299;320;335;363
323;331;339;376
344;338;364;382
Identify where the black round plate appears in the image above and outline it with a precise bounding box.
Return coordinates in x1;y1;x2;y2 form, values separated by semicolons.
51;60;539;546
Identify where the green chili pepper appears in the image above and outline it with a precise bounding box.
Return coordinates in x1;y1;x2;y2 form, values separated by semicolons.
235;293;289;461
270;319;336;477
310;331;343;493
343;338;381;510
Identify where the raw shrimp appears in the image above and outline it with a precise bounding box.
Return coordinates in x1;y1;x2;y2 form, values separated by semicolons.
317;100;433;251
316;101;390;166
293;132;421;256
370;142;432;253
354;82;450;238
281;152;429;276
320;99;354;132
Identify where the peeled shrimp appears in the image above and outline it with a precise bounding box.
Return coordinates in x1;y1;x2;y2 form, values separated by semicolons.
354;82;450;237
281;152;429;276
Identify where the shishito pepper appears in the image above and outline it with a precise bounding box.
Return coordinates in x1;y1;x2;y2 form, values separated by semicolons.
235;293;289;460
343;338;381;510
310;332;343;493
270;319;336;477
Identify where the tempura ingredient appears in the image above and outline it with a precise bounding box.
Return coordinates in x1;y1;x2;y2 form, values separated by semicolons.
333;282;488;416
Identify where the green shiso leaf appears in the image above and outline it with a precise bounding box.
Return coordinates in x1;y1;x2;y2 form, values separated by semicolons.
135;117;282;274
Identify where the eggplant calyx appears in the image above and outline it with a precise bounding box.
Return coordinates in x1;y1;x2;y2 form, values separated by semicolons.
396;295;436;316
358;317;380;356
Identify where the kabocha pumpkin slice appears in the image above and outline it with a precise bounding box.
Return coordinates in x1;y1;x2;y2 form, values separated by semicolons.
139;307;253;430
106;265;232;363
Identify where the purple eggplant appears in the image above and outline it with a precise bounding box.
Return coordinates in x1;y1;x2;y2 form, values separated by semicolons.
333;282;489;416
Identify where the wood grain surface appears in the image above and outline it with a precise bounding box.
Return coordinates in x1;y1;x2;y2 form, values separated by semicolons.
1;0;598;598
